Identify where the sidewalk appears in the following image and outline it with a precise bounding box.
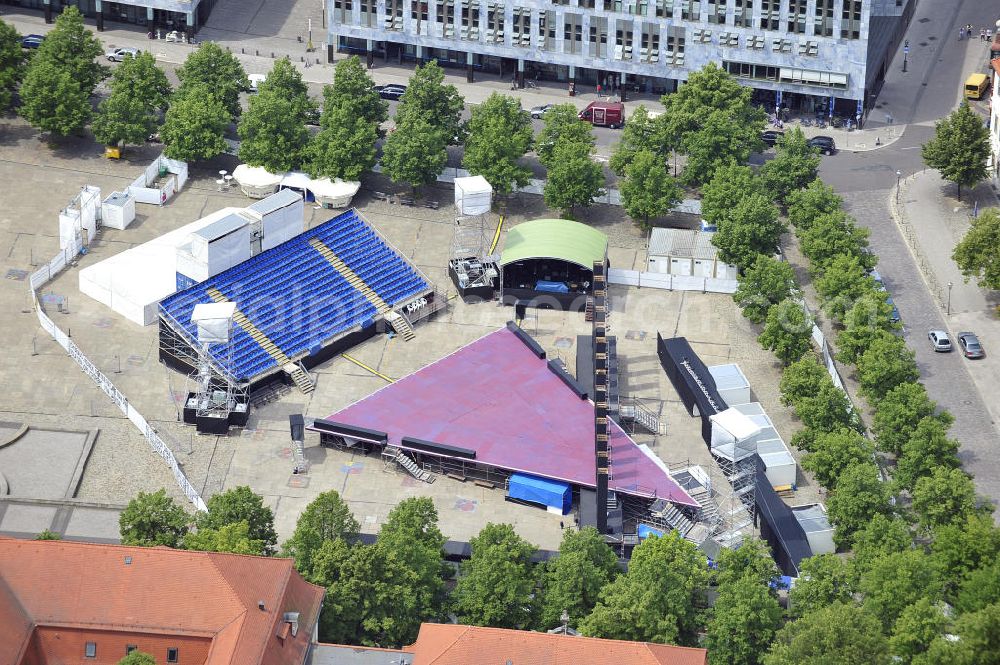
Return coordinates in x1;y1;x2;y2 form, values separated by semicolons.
890;169;1000;423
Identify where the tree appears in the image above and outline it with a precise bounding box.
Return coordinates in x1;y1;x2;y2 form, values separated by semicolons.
0;19;25;111
856;331;919;401
803;428;874;489
929;513;1000;584
183;521;266;555
680;107;765;186
93;52;171;150
786;179;843;231
610;106;663;175
322;55;387;127
18;61;93;135
912;467;979;531
734;255;798;324
798;211;874;273
197;485;277;555
763;602;890;665
793;381;860;440
956;555;1000;614
706;575;782;665
176;41;248;119
916;604;1000;665
462;92;534;196
813;254;875;321
758;298;813;365
536;103;595;168
282;490;359;578
850;514;912;581
620;149;682;228
35;529;61;540
889;597;947;664
952;207;1000;290
396;60;464;143
711;193;785;269
715;538;779;588
921;101;990;200
788;554;854;618
872;383;951;456
859;548;941;630
161;84;230;162
257;57;314;122
700;164;761;226
117;651;157;665
119;489;190;548
308;106;379;181
381;114;449;193
580;531;709;646
826;462;891;548
539;526;620;630
759;127;821;204
779;355;828;407
452;523;538;629
543;138;605;218
895;417;961;489
836;290;900;364
238;89;311;172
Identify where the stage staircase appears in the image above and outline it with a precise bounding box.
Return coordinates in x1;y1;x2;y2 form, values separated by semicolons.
385;311;416;341
383;445;435;483
206;288;315;394
647;498;695;540
619;398;665;435
688;486;722;527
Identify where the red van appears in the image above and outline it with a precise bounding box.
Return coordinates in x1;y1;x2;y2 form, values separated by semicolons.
579;101;625;128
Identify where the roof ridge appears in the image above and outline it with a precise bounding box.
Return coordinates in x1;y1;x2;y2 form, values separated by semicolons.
0;537;302;564
424;624;473;665
0;569;35;664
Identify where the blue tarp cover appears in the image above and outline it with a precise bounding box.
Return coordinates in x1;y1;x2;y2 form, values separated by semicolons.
535;280;570;293
637;524;665;539
509;473;571;513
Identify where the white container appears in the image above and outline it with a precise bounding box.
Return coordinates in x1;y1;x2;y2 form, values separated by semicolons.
455;175;493;215
101;191;136;230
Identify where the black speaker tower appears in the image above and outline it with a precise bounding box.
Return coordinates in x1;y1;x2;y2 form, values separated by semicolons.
592;260;609;534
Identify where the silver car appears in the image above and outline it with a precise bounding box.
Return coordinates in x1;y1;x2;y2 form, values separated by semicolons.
957;332;985;359
927;330;952;352
530;104;555;119
106;47;139;62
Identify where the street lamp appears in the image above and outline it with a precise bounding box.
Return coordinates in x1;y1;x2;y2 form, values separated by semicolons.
896;170;902;203
947;281;953;316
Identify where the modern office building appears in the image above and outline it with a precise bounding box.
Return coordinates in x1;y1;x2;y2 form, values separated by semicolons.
328;0;914;121
2;0;218;35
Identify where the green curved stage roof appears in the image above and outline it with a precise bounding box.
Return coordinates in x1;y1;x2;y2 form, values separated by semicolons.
499;219;609;269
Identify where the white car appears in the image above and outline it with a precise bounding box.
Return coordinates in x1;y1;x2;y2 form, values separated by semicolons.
248;74;268;93
927;330;952;352
105;47;139;62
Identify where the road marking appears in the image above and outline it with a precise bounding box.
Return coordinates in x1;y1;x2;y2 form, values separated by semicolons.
900;146;921;150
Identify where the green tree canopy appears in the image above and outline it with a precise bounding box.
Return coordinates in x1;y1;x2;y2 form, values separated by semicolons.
238;88;311;172
813;254;875;321
176;41;248;119
282;490;359;579
381;114;449;192
786;178;843;231
322;55;387;127
543;138;605;218
93;51;171;149
184;521;266;555
895;417;961;490
706;575;783;665
872;382;951;456
952;207;1000;290
763;602;890;665
758;297;813;365
680;107;764;186
788;553;855;618
308;107;379;181
610;105;663;175
536;103;596;168
620;149;682;228
0;19;26;111
734;255;798;324
119;488;190;548
539;526;620;630
956;554;1000;614
258;57;314;121
915;603;1000;665
793;381;861;441
759;127;821;204
19;59;93;135
889;597;948;665
779;355;828;407
826;462;890;548
859;548;941;630
452;523;538;629
798;210;874;273
803;428;874;489
462;92;534;196
856;331;920;401
921;101;990;199
836;290;900;365
911;467;979;532
700;164;761;226
197;485;277;555
711;193;785;269
396;60;464;143
850;514;912;581
715;538;780;588
929;512;1000;586
580;531;709;646
117;651;157;665
37;6;107;91
161;83;230;162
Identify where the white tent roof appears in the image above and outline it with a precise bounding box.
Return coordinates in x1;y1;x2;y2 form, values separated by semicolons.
709;408;761;441
232;164;282;189
454;175;492;194
281;171;314;190
311;177;361;199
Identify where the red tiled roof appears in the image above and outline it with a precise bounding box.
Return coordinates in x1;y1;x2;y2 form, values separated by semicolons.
407;624;708;665
0;538;324;665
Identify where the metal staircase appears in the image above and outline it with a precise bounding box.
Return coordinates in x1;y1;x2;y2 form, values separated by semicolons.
688;486;722;526
385;311;416;341
309;238;392;315
648;498;695;539
382;445;435;483
285;362;316;394
619;398;666;435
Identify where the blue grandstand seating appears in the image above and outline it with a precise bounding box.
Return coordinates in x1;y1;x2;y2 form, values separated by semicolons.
159;209;430;381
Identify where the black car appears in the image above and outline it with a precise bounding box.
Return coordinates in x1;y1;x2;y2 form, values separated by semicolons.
21;34;45;49
376;84;407;101
808;135;837;155
761;130;784;147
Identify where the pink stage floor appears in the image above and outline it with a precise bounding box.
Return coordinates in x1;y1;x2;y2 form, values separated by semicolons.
325;327;697;507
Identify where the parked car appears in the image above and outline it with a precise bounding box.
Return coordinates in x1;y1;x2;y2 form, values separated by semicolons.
578;101;625;128
530;103;555;119
927;330;952;352
869;270;901;324
21;34;45;49
957;332;985;359
247;74;267;93
808;135;837;155
376;84;407;101
105;47;139;62
305;108;321;126
761;130;784;147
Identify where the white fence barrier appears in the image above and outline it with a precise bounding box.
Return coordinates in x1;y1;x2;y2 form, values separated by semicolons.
128;155;189;206
29;239;207;512
608;267;739;294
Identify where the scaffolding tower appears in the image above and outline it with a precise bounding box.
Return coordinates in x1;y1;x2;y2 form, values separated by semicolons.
188;303;246;432
449;215;499;294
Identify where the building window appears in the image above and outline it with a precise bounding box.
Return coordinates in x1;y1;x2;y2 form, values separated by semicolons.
460;0;480;39
707;0;726;24
385;0;404;31
167;648;179;663
786;0;806;33
126;646;138;655
511;7;530;45
840;0;861;39
813;0;833;36
360;0;376;27
759;0;778;30
85;643;97;659
665;25;685;64
539;10;555;49
733;0;751;27
614;19;633;60
411;0;429;34
655;0;674;17
486;2;504;43
333;0;352;23
640;23;660;62
681;0;700;21
580;0;596;9
589;17;608;57
563;13;583;54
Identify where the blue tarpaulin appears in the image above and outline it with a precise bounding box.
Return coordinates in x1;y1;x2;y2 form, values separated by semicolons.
509;473;571;514
637;524;665;539
535;280;570;293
